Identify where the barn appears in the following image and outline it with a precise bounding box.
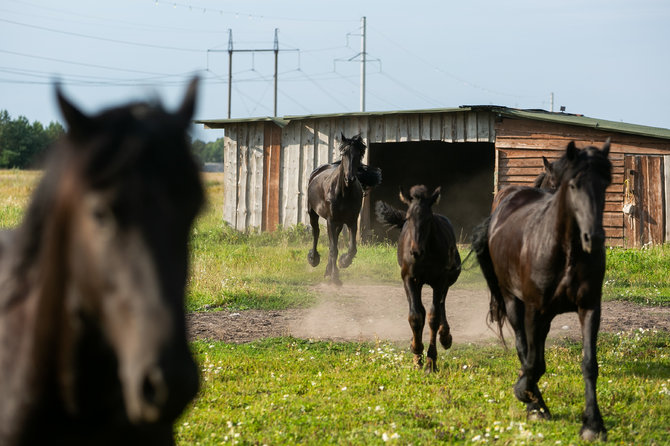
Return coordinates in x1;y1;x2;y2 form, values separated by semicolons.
196;106;670;247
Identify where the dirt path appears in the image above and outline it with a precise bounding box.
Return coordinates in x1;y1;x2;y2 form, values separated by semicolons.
187;284;670;345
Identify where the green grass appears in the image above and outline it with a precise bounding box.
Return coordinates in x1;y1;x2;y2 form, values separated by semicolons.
603;245;670;305
178;329;670;445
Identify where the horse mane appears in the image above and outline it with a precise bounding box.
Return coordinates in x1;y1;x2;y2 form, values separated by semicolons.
539;142;612;191
571;145;612;184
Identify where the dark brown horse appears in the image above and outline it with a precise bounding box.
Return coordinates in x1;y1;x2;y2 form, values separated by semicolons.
307;134;381;285
472;140;611;440
376;186;461;372
0;79;204;445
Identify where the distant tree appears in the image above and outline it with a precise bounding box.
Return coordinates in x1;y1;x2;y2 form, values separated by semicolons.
0;110;64;169
190;137;224;165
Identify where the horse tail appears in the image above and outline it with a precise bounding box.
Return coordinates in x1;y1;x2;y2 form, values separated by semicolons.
357;164;382;189
471;216;507;343
375;200;405;229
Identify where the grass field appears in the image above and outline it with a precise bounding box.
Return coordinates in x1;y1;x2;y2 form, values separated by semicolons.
1;169;668;444
179;331;669;444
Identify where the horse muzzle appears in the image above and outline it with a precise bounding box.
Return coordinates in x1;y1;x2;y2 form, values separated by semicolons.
581;231;604;254
123;349;199;425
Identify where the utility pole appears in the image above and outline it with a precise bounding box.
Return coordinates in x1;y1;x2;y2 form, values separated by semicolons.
334;17;378;112
208;29;297;118
550;92;554;113
360;16;366;112
228;29;233;119
274;29;279;117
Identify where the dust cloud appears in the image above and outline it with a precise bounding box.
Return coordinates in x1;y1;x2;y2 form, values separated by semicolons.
291;283;502;344
290;283;602;345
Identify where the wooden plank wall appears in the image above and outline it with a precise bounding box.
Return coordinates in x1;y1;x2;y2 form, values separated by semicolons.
623;155;665;247
495;118;670;247
222;111;496;230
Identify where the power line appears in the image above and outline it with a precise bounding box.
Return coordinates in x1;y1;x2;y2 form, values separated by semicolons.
370;25;538;100
147;0;358;23
0;17;204;53
0;49;180;76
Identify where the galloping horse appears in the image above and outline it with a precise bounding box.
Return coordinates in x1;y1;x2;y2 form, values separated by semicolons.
307;134;381;285
0;79;204;445
472;140;611;440
376;186;461;372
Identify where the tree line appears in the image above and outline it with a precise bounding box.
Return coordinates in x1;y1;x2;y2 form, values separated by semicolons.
0;110;64;169
0;110;223;169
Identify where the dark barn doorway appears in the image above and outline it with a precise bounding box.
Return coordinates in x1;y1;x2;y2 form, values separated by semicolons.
368;141;494;243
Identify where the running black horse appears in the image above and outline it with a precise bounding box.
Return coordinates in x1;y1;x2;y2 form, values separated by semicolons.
0;79;204;445
376;186;461;372
307;134;381;285
472;140;611;441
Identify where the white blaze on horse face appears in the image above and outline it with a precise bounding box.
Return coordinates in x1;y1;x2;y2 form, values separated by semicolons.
69;192;172;423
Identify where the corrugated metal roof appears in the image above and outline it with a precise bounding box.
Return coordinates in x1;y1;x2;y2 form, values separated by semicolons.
195;105;670;140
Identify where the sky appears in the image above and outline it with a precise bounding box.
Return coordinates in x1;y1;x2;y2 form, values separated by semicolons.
1;0;669;142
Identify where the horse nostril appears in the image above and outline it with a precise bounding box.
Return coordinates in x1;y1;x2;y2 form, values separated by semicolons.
142;367;168;408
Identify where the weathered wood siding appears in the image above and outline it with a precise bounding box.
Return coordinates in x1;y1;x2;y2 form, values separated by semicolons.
222;111;495;230
623;155;665;247
495;118;670;247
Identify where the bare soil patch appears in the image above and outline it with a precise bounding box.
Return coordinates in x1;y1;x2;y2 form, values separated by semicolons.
187;284;670;345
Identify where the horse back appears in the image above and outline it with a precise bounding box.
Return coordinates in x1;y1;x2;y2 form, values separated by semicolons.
488;187;554;302
308;163;335;185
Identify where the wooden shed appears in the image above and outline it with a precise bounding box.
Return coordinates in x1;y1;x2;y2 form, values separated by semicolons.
197;106;670;247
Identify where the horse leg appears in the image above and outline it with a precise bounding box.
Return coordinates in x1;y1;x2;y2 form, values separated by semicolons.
505;297;528;366
403;277;425;369
578;306;607;441
338;220;358;269
425;283;451;374
307;209;321;267
515;310;551;420
325;220;343;286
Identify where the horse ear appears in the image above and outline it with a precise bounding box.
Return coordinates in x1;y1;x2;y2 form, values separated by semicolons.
399;188;410;205
602;138;611;156
431;187;441;205
176;76;199;128
566;141;577;160
56;83;91;138
542;156;553;174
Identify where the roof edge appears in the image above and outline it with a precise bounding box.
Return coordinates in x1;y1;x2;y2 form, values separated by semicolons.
195;106;670;140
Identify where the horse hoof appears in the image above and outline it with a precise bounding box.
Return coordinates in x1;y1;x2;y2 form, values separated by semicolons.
580;427;606;442
308;250;320;267
439;332;452;350
413;355;423;369
513;379;534;404
527;408;551;421
424;360;437;374
338;254;353;269
331;277;342;287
